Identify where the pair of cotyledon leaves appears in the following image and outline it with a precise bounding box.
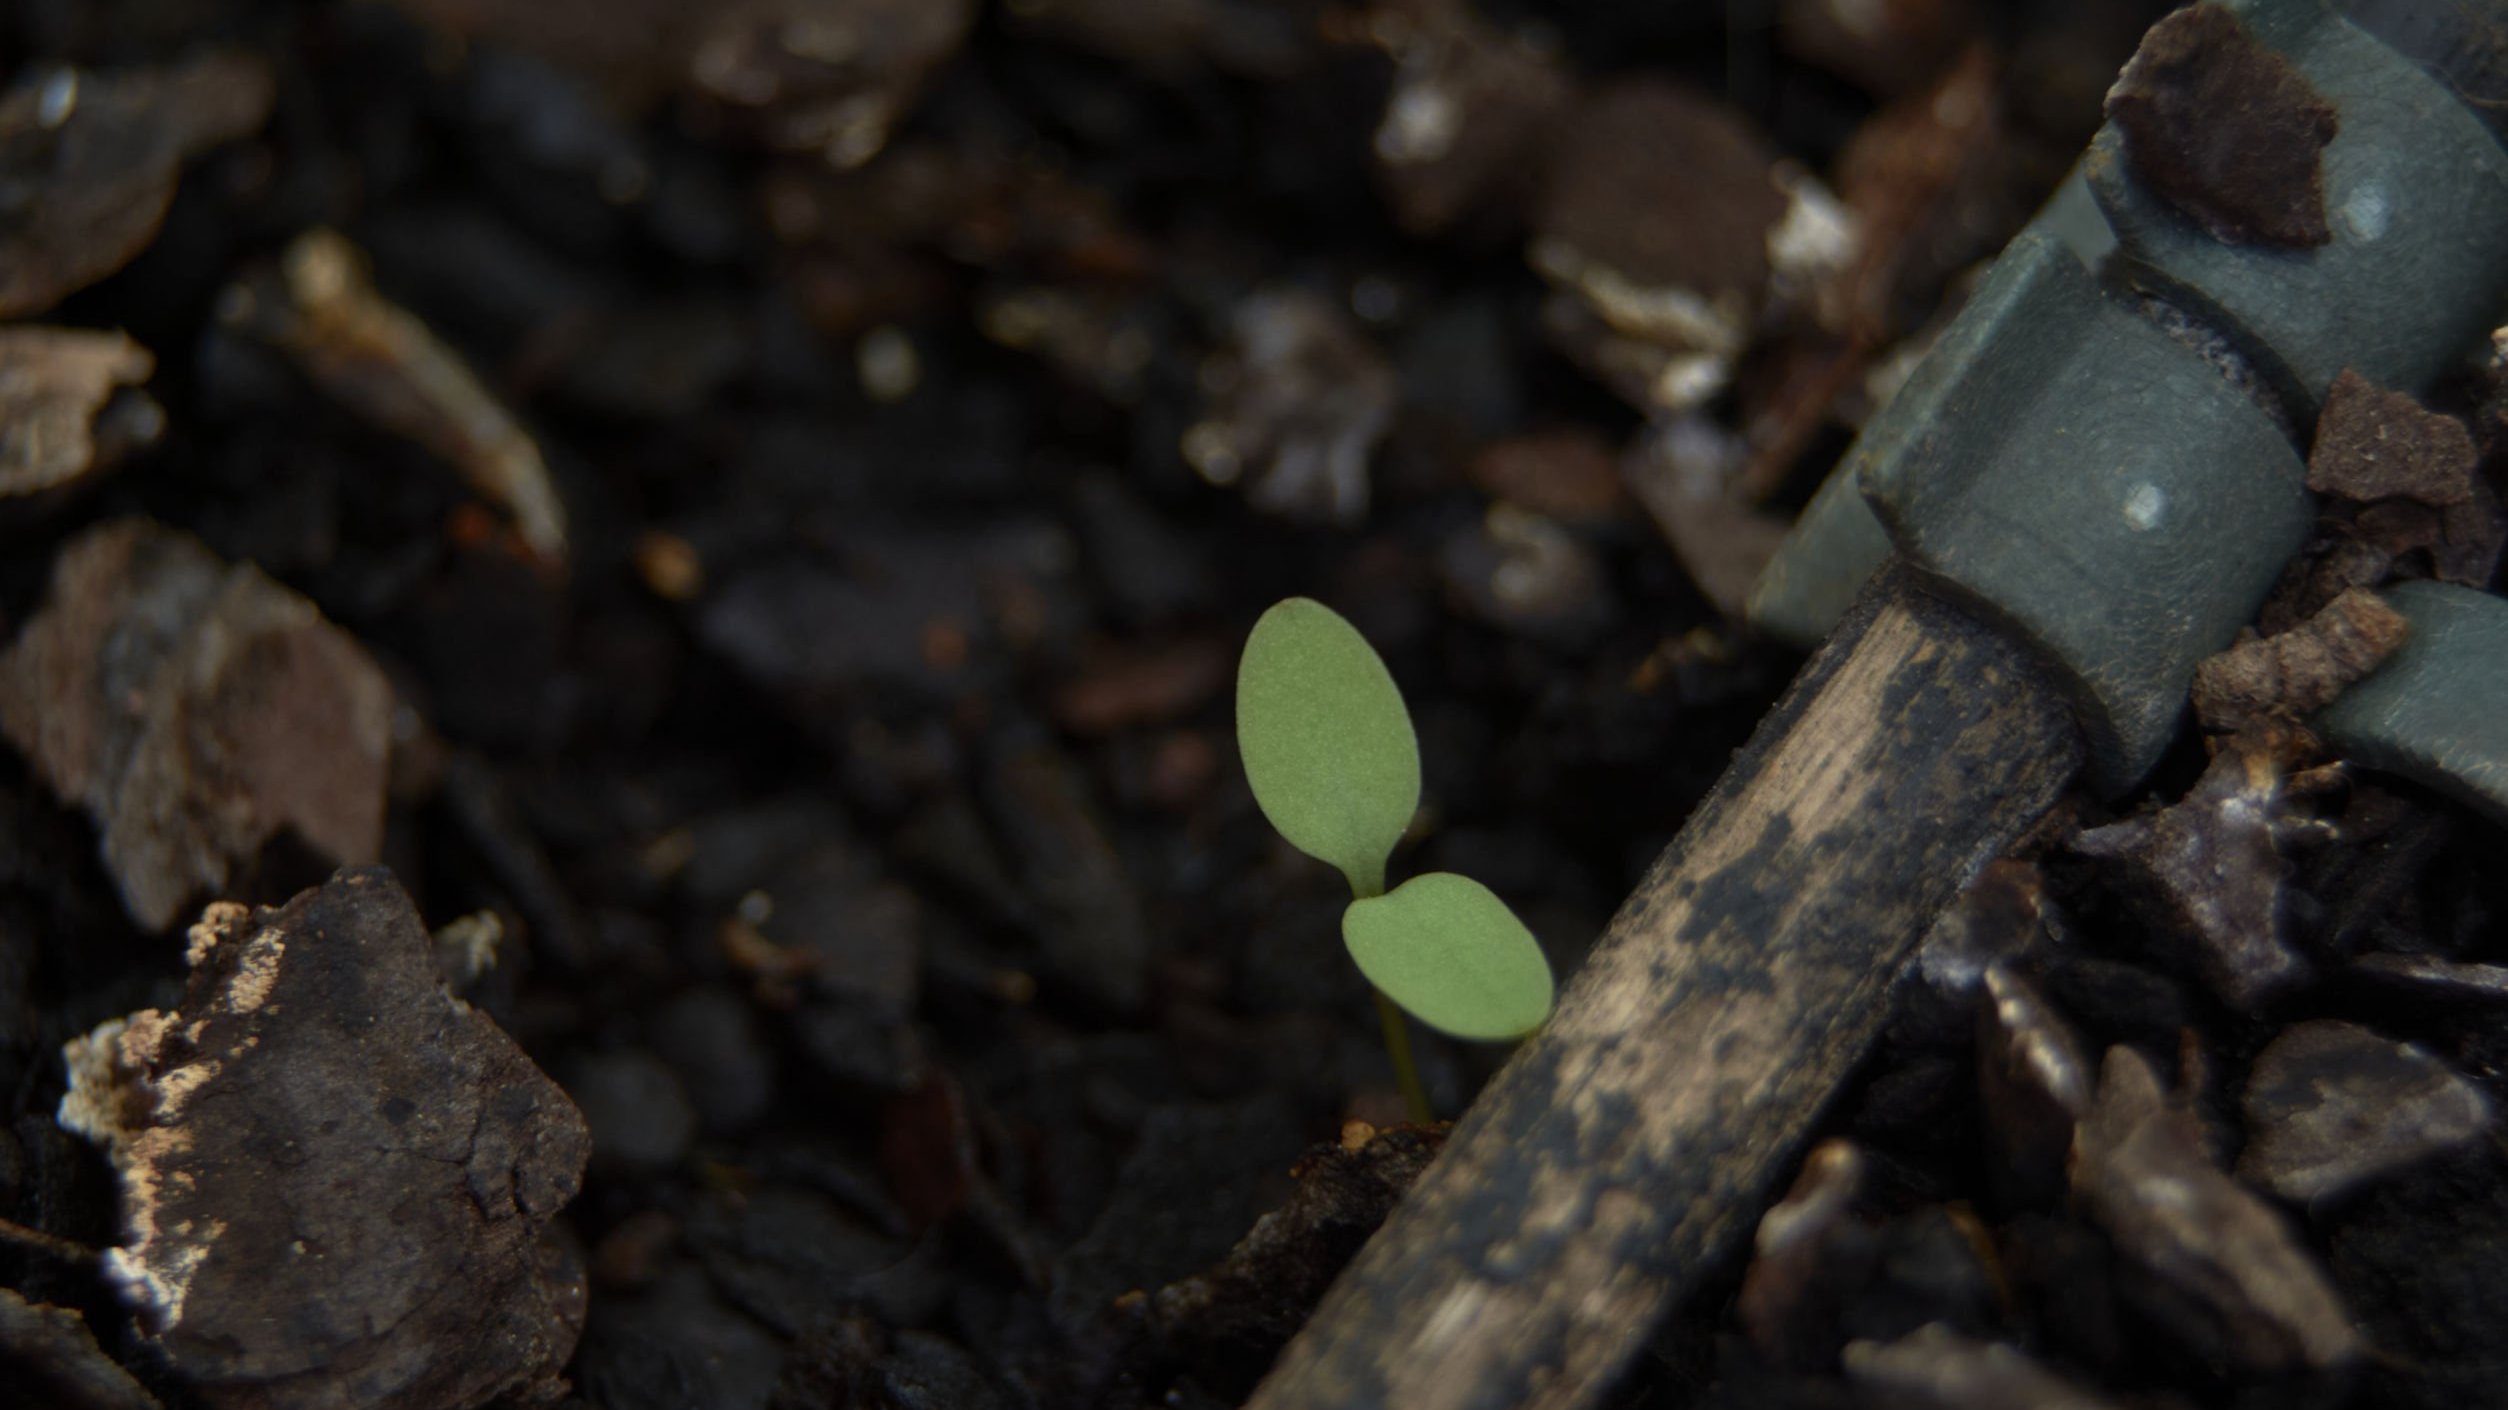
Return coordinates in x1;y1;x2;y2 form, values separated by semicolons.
1237;598;1555;1041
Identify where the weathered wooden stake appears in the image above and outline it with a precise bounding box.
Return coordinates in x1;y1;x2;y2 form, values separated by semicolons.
1248;571;2083;1410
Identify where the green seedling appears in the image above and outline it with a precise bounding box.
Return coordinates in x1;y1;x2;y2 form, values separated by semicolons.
1236;597;1555;1119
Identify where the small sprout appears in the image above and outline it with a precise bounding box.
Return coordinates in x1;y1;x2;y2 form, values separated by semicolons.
1344;873;1555;1041
1236;596;1557;1116
1236;598;1420;897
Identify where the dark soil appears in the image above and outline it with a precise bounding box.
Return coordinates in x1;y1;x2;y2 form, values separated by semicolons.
6;3;2508;1410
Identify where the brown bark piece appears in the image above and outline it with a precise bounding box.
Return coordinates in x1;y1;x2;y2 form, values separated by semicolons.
2308;371;2482;507
0;328;162;498
1366;0;1574;237
231;230;569;565
2306;370;2503;588
2191;586;2410;736
2072;1046;2359;1375
1469;429;1626;523
56;871;592;1410
2070;740;2311;1012
1536;80;1787;298
0;520;395;931
1831;43;2005;342
2105;5;2336;248
1050;637;1232;735
2263;375;2503;629
0;53;275;317
1622;419;1795;619
1737;1140;1874;1370
2238;1020;2493;1206
1977;964;2093;1210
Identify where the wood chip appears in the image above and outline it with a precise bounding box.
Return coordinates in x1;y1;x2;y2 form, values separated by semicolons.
228;229;569;566
2308;371;2482;507
57;871;590;1410
2105;5;2337;248
2238;1019;2492;1205
2191;586;2410;736
2071;740;2313;1012
0;53;275;317
2071;1046;2360;1375
0;328;161;498
0;520;395;931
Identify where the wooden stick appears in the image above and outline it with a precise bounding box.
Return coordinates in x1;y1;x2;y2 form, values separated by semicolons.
1248;572;2085;1410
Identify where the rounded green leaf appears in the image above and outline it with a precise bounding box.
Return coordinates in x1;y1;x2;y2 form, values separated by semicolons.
1237;597;1420;896
1342;873;1554;1040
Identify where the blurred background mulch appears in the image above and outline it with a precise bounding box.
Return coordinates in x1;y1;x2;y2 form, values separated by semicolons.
11;3;2508;1409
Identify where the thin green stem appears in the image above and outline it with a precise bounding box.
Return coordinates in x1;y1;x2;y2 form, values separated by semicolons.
1374;987;1433;1124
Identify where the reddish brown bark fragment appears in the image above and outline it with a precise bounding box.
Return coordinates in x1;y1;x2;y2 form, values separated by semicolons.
2192;587;2409;736
0;521;395;931
2105;5;2336;248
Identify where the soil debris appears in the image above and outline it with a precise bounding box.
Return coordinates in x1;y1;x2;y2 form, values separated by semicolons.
0;52;275;318
2070;1046;2359;1375
1051;637;1233;736
2323;1145;2508;1409
0;1286;162;1410
697;518;1074;721
1049;1099;1307;1343
769;1312;1015;1410
1843;1323;2126;1410
9;3;2505;1408
1185;289;1398;526
1437;503;1609;643
1623;416;1795;618
2104;4;2336;248
1536;80;1787;306
2259;374;2503;632
55;870;591;1410
1149;1121;1446;1397
0;520;395;932
2308;371;2484;507
1362;0;1573;237
687;1181;922;1337
2070;738;2317;1012
1737;1138;1873;1370
1468;429;1626;524
2306;370;2503;590
1976;965;2091;1210
685;0;977;169
1004;0;1315;79
574;1264;783;1410
1827;42;2004;344
0;329;161;500
2238;1019;2493;1207
1530;80;1794;415
222;229;569;567
1780;0;1978;100
2191;586;2410;736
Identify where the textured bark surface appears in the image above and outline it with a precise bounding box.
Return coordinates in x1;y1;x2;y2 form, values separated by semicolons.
1249;574;2085;1410
57;870;591;1410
